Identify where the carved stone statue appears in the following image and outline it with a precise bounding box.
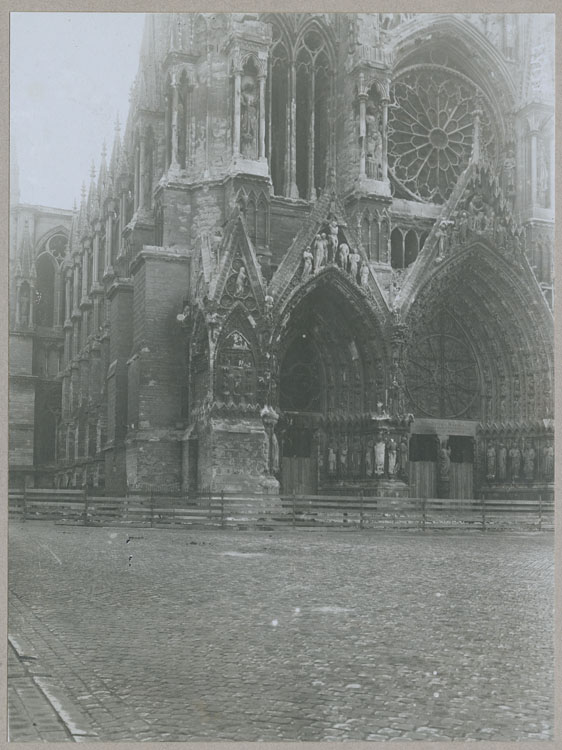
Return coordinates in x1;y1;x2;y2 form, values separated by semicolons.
327;219;339;263
365;105;383;179
398;436;409;478
328;446;337;475
497;442;507;481
264;294;274;314
271;432;280;474
438;442;451;481
458;211;469;244
240;76;258;159
374;433;386;477
537;140;549;207
339;440;348;475
486;442;497;480
504;148;516;191
543;442;554;481
312;234;327;273
235;265;247;296
522;441;535;481
302;247;313;278
386;437;397;477
365;440;373;477
436;221;449;259
360;262;369;287
509;441;521;482
348;250;360;280
337;242;350;271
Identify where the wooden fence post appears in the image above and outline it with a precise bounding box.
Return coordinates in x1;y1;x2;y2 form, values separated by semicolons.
150;489;155;528
359;490;364;530
83;487;89;526
221;490;225;528
481;494;486;532
422;498;426;532
539;494;542;531
22;484;27;522
292;490;296;528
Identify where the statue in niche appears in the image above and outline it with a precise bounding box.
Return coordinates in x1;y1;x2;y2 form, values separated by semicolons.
240;75;258;159
360;262;369;287
374;432;386;477
504;148;516;192
339;440;348;476
327;446;337;475
386;436;397;477
365;440;374;477
537;140;549;207
349;249;361;280
458;211;469;244
271;432;280;474
235;264;247;296
522;441;536;481
486;442;497;480
327;219;339;263
264;294;274;315
497;442;507;481
494;218;507;249
398;436;409;478
365;104;383;179
312;234;327;273
436;221;449;259
438;441;451;481
508;440;521;482
337;242;350;271
302;247;313;279
543;441;554;481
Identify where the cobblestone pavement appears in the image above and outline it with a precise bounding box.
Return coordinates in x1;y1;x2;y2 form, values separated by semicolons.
8;522;554;742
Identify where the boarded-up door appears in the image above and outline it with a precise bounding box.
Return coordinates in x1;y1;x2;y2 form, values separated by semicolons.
450;463;473;499
410;461;436;499
282;457;317;495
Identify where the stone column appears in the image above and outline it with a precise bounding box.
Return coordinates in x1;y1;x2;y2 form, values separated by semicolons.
258;74;266;159
105;209;113;274
289;62;299;198
233;68;242;158
81;248;88;302
529;130;538;206
92;226;100;286
381;98;389;181
65;271;72;322
358;92;367;179
549;135;554;210
139;134;146;210
15;279;21;326
54;269;62;328
308;71;316;201
171;78;180;168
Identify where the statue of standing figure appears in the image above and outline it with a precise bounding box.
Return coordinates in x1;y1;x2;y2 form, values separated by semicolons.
543;442;554;481
339;440;348;476
497;442;507;481
328;446;337;475
327;219;339;263
360;262;369;287
302;247;313;278
348;249;361;280
522;441;536;481
386;436;397;477
509;440;521;482
398;436;409;479
337;243;350;271
235;265;247;296
486;442;497;480
365;105;383;179
312;234;327;273
374;432;386;477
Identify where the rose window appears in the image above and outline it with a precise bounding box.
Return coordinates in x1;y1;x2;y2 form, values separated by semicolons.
388;65;499;204
406;313;481;419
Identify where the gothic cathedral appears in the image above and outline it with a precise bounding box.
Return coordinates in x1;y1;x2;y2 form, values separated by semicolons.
9;14;554;504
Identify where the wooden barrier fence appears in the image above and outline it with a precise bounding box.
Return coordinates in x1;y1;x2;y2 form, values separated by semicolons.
8;487;554;531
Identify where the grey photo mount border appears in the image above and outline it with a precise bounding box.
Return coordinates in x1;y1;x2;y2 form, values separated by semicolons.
1;2;559;750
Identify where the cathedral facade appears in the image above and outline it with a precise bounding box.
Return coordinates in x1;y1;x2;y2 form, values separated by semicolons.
9;13;554;502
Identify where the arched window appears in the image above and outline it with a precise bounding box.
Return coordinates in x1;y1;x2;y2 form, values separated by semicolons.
268;31;289;195
177;73;191;170
390;228;404;269
266;18;333;200
35;253;56;327
404;230;418;266
240;57;260;160
295;29;331;200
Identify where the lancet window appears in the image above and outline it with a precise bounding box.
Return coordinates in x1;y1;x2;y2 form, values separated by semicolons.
266;20;334;199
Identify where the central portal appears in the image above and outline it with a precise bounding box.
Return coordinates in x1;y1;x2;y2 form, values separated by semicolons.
276;280;395;495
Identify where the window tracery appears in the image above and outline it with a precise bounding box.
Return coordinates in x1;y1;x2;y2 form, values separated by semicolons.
388;65;499;203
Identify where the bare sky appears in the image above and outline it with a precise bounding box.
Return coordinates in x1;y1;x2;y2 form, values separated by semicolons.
11;12;146;210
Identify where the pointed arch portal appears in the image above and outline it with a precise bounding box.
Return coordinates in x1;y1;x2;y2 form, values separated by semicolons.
276;277;389;494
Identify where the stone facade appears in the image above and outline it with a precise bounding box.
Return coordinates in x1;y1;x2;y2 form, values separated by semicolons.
9;13;554;500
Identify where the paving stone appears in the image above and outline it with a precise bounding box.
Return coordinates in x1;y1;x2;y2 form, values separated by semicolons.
7;522;555;741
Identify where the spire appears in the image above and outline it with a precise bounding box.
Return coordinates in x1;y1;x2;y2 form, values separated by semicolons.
77;181;88;239
87;159;99;221
110;114;122;177
98;142;108;199
20;218;33;276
